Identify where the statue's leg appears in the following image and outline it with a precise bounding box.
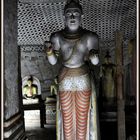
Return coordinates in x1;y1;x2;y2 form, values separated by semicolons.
76;90;91;140
60;91;75;140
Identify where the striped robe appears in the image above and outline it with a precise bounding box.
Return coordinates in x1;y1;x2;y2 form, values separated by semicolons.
56;66;100;140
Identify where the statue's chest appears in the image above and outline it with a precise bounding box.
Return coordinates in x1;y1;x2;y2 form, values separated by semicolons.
60;39;87;55
104;66;114;74
26;87;33;93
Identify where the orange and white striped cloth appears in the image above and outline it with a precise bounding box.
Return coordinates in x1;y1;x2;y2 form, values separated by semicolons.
56;66;100;140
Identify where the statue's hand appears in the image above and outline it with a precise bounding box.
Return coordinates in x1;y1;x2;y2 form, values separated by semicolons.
44;41;53;54
90;55;99;65
44;41;57;65
89;49;99;65
23;94;28;98
32;95;36;99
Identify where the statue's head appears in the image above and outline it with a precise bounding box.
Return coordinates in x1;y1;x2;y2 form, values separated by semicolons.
64;0;83;14
63;0;83;32
27;76;33;86
104;51;111;64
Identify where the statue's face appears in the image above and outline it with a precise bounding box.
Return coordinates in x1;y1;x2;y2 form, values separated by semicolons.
27;80;32;86
105;57;111;64
64;8;82;32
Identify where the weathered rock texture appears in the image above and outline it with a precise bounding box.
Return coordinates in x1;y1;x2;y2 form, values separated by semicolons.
4;0;25;139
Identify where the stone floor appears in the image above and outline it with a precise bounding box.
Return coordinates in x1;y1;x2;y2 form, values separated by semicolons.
25;119;136;140
25;123;116;140
25;125;56;140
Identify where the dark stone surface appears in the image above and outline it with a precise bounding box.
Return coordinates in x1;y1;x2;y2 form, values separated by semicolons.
3;1;26;139
4;0;20;120
25;126;56;140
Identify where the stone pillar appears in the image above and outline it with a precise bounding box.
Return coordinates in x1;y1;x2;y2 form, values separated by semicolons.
115;31;126;140
3;0;26;139
129;39;136;100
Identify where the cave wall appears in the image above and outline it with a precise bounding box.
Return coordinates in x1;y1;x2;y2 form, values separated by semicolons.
20;45;62;99
4;0;25;139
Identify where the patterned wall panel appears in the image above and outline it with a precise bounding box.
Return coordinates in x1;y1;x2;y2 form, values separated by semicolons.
18;0;136;47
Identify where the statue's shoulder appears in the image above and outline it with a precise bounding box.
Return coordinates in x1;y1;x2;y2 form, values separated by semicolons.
32;84;37;88
102;63;116;68
23;85;28;88
82;28;98;39
50;30;64;43
111;63;116;67
50;30;63;40
102;64;107;68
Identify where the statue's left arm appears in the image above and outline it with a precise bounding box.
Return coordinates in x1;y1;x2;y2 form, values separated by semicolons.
87;33;99;65
23;86;27;96
32;86;37;95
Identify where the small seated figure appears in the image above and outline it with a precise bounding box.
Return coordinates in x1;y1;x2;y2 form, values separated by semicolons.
100;51;116;105
23;76;38;99
45;77;58;103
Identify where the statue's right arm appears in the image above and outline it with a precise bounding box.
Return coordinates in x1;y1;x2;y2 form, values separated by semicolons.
46;33;61;65
23;87;27;95
23;87;28;98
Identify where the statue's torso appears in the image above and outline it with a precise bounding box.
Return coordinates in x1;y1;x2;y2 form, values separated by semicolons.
102;64;116;98
102;64;115;79
23;85;37;97
59;35;88;68
51;29;98;68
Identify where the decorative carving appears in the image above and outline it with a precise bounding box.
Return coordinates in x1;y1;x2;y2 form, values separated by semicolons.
20;45;45;52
